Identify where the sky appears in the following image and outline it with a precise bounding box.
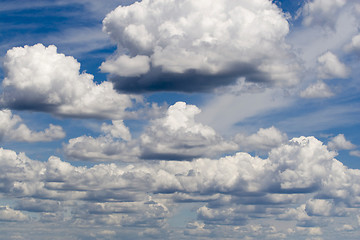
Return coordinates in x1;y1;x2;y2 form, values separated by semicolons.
0;0;360;239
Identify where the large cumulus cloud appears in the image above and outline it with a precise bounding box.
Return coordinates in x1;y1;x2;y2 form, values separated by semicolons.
101;0;299;92
0;44;139;119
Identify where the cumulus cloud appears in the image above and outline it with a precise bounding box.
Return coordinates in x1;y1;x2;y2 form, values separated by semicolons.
300;81;334;98
345;33;360;53
64;119;139;162
2;133;360;238
140;102;237;160
0;206;29;222
64;102;236;162
0;109;65;142
301;0;347;28
0;44;138;119
101;0;299;92
317;51;350;79
234;126;288;153
327;134;356;150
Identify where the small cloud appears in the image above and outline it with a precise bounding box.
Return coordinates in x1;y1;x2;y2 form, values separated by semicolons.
349;150;360;157
317;51;349;80
327;134;356;151
0;206;29;222
0;109;65;142
300;81;334;98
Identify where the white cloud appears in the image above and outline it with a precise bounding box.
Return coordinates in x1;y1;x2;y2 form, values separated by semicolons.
2;132;360;238
234;126;288;153
63;135;139;162
300;81;334;98
1;44;139;119
301;0;347;28
101;120;132;141
350;150;360;157
305;199;333;217
327;134;356;150
140;101;237;160
100;54;150;77
344;33;360;53
102;0;299;92
0;109;65;142
317;51;349;79
0;206;29;222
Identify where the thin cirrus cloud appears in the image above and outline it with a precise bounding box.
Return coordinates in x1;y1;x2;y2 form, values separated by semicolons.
100;0;299;92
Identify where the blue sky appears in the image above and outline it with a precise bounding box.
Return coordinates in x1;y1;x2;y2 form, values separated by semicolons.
1;0;360;239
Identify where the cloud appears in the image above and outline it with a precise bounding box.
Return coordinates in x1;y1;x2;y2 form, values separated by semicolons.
327;134;356;150
0;109;65;142
2;133;360;238
64;102;237;162
344;33;360;53
301;0;347;28
234;126;288;153
300;81;334;98
139;101;237;160
317;51;349;79
101;0;299;92
0;206;29;222
63;135;139;162
350;150;360;157
0;44;139;119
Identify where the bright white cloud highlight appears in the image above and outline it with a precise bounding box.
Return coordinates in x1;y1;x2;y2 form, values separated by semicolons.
102;0;299;92
317;51;349;79
140;101;237;160
234;126;287;152
1;44;138;119
327;134;356;150
300;81;334;98
0;109;65;142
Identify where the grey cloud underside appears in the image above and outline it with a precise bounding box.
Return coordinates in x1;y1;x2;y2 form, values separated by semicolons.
110;64;269;93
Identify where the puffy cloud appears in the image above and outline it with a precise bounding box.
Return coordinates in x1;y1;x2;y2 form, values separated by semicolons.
63;119;138;162
0;206;29;222
317;51;349;79
1;44;138;119
301;0;347;28
327;134;356;150
63;135;139;162
140;101;237;160
2;134;360;238
350;150;360;157
234;126;288;153
0;109;65;142
345;33;360;53
300;81;334;98
101;0;299;92
101;120;132;141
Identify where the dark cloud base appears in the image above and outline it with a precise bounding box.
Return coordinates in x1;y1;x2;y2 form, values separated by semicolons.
110;65;268;93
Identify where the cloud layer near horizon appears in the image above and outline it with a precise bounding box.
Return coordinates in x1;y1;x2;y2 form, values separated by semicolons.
1;134;360;239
